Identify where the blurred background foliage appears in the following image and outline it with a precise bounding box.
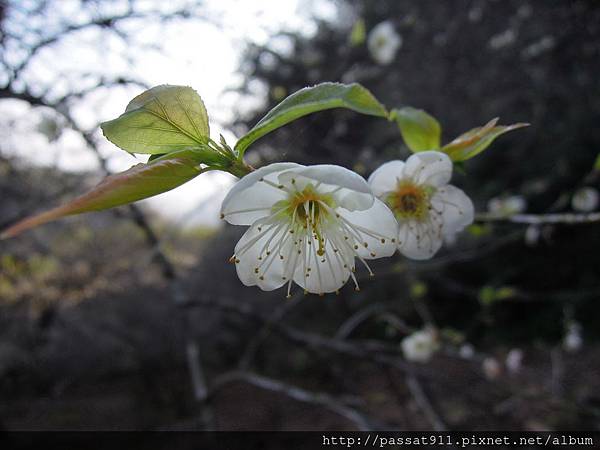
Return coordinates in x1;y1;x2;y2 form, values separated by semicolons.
0;0;599;431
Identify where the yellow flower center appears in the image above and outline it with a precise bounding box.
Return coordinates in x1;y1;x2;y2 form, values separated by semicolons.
271;185;335;257
387;181;433;221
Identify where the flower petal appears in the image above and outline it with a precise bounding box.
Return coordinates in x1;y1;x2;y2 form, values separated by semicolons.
279;164;374;211
234;222;292;291
367;160;405;196
292;238;350;294
397;220;443;260
338;198;398;259
221;162;302;225
431;185;474;236
404;151;453;187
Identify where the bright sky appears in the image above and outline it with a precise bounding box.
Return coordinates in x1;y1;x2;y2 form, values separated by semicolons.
1;0;336;228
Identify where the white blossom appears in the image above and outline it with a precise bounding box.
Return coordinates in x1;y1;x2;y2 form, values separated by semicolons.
401;328;439;363
459;343;475;360
571;187;599;212
368;151;474;260
563;321;583;353
505;348;523;374
482;357;501;380
220;163;398;296
367;21;402;65
487;195;526;215
524;225;541;247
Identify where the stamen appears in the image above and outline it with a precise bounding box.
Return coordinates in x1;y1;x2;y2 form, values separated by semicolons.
260;177;294;194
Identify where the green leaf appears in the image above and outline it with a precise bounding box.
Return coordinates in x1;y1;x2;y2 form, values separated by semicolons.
234;82;388;156
148;153;167;162
442;118;529;162
101;85;210;155
390;107;442;152
349;18;366;46
594;153;600;171
1;149;206;239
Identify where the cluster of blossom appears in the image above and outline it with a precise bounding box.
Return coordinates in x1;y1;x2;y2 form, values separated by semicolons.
221;151;474;297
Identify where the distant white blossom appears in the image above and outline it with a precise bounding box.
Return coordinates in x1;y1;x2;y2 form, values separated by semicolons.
367;21;402;65
459;343;475;360
221;163;398;296
563;321;583;353
487;195;526;215
571;187;599;212
401;328;439;363
505;348;523;374
524;225;541;247
369;151;474;260
482;357;501;380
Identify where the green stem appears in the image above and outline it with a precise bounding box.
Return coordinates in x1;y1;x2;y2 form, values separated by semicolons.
227;158;254;178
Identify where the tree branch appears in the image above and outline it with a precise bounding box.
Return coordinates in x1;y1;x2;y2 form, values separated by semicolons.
476;212;600;225
208;371;377;431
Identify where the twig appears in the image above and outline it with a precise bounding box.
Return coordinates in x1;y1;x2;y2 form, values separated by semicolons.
405;375;447;431
238;293;303;370
476;212;600;225
208;371;377;431
186;296;438;380
334;303;413;340
550;347;564;398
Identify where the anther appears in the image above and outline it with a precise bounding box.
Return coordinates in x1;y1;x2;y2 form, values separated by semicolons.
220;213;225;219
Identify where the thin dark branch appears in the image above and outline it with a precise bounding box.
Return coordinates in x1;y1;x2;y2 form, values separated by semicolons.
185;296;438;380
405;375;447;432
238;293;303;370
208;371;377;431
